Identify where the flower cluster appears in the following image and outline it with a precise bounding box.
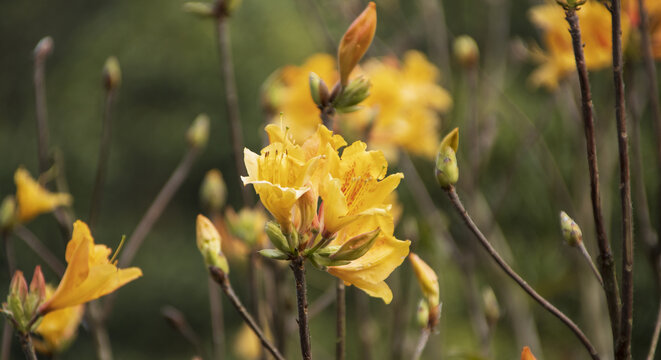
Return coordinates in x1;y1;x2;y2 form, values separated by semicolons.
243;124;410;303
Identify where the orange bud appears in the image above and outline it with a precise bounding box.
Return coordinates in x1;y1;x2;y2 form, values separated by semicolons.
521;346;537;360
29;266;46;301
338;2;376;86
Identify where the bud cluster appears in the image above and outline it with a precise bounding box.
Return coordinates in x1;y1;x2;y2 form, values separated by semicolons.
2;267;47;333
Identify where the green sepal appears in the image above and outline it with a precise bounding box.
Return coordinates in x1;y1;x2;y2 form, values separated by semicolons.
258;249;289;260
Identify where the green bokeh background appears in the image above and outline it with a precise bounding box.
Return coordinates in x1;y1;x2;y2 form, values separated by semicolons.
1;0;659;359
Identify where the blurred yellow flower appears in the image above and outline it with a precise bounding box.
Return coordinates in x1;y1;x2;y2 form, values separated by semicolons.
233;323;261;360
38;220;142;313
14;167;72;223
624;0;661;58
34;285;84;355
528;0;631;89
263;51;451;161
225;207;269;249
328;214;410;304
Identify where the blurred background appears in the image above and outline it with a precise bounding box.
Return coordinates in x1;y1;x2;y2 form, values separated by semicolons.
0;0;659;359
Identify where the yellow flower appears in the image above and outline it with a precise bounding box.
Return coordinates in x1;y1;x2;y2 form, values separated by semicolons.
34;285;84;355
242;125;320;233
328;214;410;304
409;253;440;307
14;167;72;223
528;0;631;89
38;221;142;313
319;140;403;237
624;0;661;58
521;346;537;360
338;2;377;86
233;323;262;360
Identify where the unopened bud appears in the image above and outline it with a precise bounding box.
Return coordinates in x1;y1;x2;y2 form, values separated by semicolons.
309;72;329;107
183;2;215;17
453;35;479;68
265;221;291;254
409;253;440;307
103;56;122;91
521;346;537;360
296;188;318;234
330;228;380;261
333;76;371;113
10;271;28;303
435;128;459;188
196;215;229;273
338;2;377;86
187;114;210;149
416;299;429;328
0;196;17;231
482;287;500;327
559;211;582;247
200;169;227;213
34;36;54;60
29;266;46;303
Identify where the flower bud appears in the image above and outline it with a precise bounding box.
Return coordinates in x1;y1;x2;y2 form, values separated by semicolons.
29;266;46;303
196;215;229;273
521;346;537;360
435;128;459;188
333;76;371;113
309;72;329;107
559;211;582;247
409;253;440;307
453;35;479;68
200;169;227;213
329;228;380;261
416;299;429;328
183;2;215;17
482;287;500;327
34;36;54;61
296;188;318;234
103;56;122;91
10;271;28;304
0;196;17;231
338;2;377;86
187;114;210;149
265;221;291;254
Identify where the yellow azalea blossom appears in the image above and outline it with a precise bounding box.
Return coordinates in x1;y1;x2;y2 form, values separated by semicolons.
242;126;319;233
521;346;537;360
328;214;410;304
38;221;142;313
528;0;631;89
14;167;72;223
319;140;403;237
34;285;84;355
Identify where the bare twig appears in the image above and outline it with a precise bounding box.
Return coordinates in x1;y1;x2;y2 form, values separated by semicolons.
444;186;600;359
565;8;621;339
577;243;604;287
208;277;225;360
161;305;205;358
14;226;65;276
208;266;285;360
411;328;431;360
606;0;635;357
291;256;312;360
214;4;253;206
18;332;37;360
33;36;53;175
89;88;117;230
336;279;345;360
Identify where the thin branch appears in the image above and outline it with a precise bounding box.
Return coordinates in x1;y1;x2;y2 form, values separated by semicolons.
161;305;205;358
33;37;53;175
208;266;285;360
18;333;37;360
565;8;621;339
214;6;253;206
607;0;634;357
208;277;225;360
411;328;431;360
89;89;117;230
291;256;312;360
102;146;200;317
648;294;661;360
577;243;604;287
444;186;600;359
336;279;345;360
14;226;65;276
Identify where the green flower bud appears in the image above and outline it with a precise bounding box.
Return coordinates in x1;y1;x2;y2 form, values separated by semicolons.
559;211;582;247
453;35;479;68
416;299;429;328
329;228;380;261
103;56;122;91
265;221;291;254
33;36;54;61
435;128;459;188
309;72;329;107
183;2;215;17
187;114;210;149
258;249;289;260
482;287;500;327
0;196;17;231
196;215;229;274
333;76;371;113
200;169;227;213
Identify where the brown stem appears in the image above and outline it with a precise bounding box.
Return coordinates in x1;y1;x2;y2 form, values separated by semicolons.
444;186;600;359
214;9;253;206
14;226;65;276
336;279;345;360
34;37;52;175
18;332;37;360
161;305;205;357
607;1;634;357
102;146;200;317
89;90;116;230
290;256;311;360
208;266;285;360
565;9;622;339
577;242;604;287
411;327;431;360
208;277;225;360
